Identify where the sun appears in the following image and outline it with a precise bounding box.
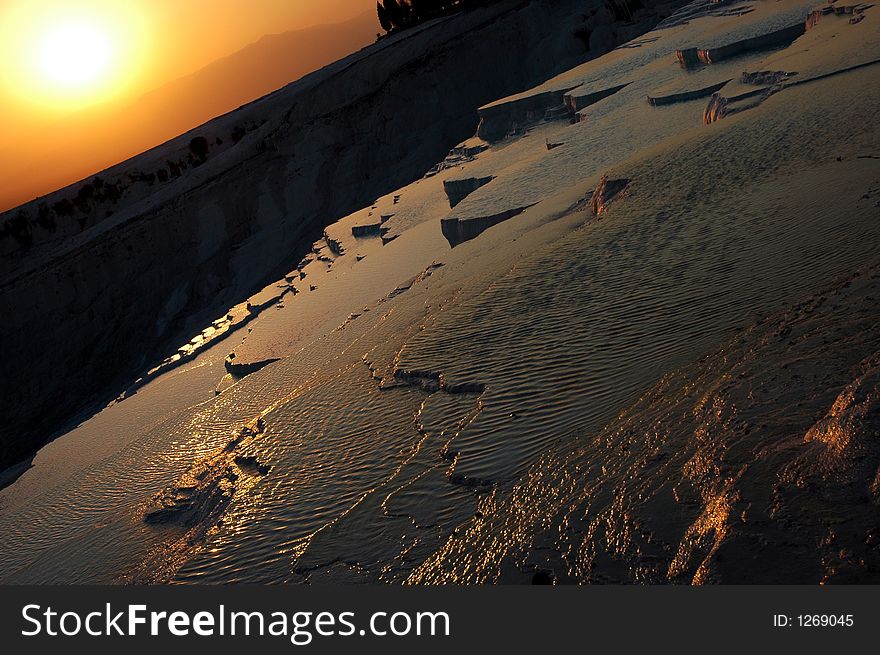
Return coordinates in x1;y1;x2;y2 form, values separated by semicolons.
36;19;115;90
0;0;149;110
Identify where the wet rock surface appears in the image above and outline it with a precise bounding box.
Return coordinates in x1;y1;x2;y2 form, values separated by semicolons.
410;267;880;583
134;418;271;582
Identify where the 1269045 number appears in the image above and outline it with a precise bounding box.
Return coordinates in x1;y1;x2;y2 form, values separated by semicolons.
798;615;854;627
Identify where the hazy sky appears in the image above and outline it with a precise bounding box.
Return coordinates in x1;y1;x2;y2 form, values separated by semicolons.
145;0;371;85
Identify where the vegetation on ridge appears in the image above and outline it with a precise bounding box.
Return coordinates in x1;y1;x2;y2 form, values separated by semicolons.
376;0;489;33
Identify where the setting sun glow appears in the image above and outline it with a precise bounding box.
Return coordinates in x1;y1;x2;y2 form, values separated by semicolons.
0;0;147;109
37;20;114;89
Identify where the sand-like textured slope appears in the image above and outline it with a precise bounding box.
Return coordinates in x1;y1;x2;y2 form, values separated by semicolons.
0;0;877;584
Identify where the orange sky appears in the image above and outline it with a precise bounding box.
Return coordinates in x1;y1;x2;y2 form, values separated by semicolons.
133;0;372;88
0;0;376;211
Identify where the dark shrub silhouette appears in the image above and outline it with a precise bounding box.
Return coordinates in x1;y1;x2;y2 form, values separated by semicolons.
7;211;32;246
36;204;56;231
377;0;489;33
52;198;74;217
189;135;210;162
377;2;393;31
73;183;95;213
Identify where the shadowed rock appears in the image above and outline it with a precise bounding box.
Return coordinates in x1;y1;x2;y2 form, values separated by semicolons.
648;79;730;106
352;222;383;237
564;82;630;112
224;355;280;377
441;205;532;246
479;80;633;139
324;231;344;256
443;176;494;208
477;87;580;142
676;22;806;69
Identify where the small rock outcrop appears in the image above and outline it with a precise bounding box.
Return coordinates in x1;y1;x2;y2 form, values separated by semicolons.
224;355;280;378
477;88;578;142
740;70;797;86
703;93;729;124
590;175;630;216
807;4;871;30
